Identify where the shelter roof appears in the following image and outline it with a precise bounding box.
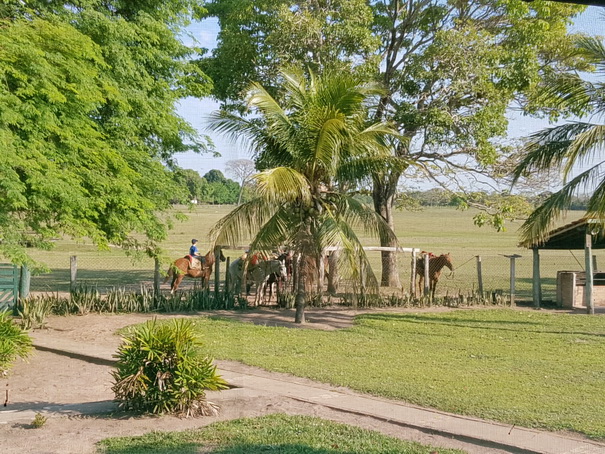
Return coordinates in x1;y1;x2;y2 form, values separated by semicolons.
523;217;605;250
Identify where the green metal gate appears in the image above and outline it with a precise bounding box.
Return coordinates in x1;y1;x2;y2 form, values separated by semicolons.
0;263;19;311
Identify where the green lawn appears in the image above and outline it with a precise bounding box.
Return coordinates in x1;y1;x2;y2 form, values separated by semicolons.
97;414;463;453
181;308;605;438
25;204;598;301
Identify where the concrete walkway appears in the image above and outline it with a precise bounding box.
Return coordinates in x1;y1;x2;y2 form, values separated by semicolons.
3;320;605;454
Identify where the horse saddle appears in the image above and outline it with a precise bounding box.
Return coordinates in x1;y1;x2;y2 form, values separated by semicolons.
186;255;206;270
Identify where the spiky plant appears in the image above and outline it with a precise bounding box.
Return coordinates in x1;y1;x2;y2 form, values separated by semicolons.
111;319;228;417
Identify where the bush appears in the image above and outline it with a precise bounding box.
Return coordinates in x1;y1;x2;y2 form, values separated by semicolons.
111;319;228;417
0;310;33;376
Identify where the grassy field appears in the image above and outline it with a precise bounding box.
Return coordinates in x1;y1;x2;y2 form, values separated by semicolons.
184;309;605;439
25;204;596;301
97;414;463;453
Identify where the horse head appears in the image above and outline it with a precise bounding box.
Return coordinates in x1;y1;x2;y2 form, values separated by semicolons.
441;253;453;271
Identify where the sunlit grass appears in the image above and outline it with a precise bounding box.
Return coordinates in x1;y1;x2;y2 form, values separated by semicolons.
177;309;605;438
97;414;463;453
26;205;596;300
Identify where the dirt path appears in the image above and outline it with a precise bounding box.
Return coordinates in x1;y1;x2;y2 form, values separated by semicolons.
0;307;591;454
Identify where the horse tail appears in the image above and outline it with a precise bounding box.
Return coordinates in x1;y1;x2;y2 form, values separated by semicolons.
163;266;173;284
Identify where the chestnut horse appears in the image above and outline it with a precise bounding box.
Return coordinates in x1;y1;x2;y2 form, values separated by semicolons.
416;253;453;298
164;249;226;293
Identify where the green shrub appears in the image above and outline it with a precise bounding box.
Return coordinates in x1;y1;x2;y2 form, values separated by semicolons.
0;310;33;375
111;319;228;417
18;295;55;329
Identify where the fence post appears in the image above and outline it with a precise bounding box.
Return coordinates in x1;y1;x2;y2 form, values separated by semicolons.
475;256;483;297
70;255;77;292
19;265;30;300
154;257;161;299
532;248;541;309
410;250;417;296
423;253;430;296
505;254;522;306
585;233;594;314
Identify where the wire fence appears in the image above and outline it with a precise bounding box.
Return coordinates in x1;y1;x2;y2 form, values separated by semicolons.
25;247;605;305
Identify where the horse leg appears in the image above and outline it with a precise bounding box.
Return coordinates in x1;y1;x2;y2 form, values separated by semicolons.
171;274;184;294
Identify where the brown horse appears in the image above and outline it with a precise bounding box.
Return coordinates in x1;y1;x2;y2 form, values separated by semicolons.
164;249;226;293
416;253;453;298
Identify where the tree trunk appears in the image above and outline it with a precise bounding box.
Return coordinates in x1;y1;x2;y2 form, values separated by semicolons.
294;253;307;323
373;174;401;288
327;250;339;294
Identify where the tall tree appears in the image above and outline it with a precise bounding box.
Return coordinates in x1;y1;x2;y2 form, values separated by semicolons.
201;0;586;287
208;68;398;322
0;1;212;264
225;159;256;204
513;36;605;247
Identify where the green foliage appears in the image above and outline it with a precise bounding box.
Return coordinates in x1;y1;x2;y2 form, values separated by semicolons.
0;1;213;265
201;0;378;107
98;414;463;453
17;295;54;330
111;318;229;416
31;413;48;428
0;310;32;375
514;35;605;247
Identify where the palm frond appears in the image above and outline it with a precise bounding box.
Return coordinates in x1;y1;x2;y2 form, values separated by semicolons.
563;124;605;178
513;122;595;183
519;165;602;247
254;167;312;205
210;198;278;248
249;206;301;252
333;195;397;245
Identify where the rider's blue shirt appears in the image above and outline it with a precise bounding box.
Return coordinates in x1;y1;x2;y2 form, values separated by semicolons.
189;244;199;256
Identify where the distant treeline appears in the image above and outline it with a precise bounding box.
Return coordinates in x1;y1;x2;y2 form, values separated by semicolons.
174;169;590;210
397;188;589;210
172;169;249;205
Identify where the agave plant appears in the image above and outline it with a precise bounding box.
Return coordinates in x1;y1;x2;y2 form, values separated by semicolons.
0;310;32;375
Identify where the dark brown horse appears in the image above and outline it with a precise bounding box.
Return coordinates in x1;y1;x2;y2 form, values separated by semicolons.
416;253;453;298
164;249;226;293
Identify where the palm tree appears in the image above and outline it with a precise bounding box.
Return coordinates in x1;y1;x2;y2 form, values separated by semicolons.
514;36;605;247
208;68;402;322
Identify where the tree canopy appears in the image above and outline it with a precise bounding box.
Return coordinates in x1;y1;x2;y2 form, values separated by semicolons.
0;1;212;264
201;0;588;286
208;68;399;321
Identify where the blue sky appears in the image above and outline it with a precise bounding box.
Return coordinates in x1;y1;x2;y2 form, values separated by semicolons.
175;6;604;180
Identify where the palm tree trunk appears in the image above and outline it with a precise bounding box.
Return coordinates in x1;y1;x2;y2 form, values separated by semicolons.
294;253;307;323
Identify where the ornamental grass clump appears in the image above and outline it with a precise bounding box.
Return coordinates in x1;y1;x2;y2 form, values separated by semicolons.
111;319;228;417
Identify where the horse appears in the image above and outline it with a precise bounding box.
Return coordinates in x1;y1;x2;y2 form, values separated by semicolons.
415;252;453;298
164;249;226;293
265;251;293;301
228;257;287;306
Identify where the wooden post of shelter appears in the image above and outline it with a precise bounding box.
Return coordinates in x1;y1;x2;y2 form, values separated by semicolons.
318;249;325;294
585;232;594;314
476;256;483;297
423;253;430;297
504;254;522;306
70;255;77;292
532;248;541;309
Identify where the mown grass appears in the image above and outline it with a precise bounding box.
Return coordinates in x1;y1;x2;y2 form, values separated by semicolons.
180;309;605;439
97;414;463;453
